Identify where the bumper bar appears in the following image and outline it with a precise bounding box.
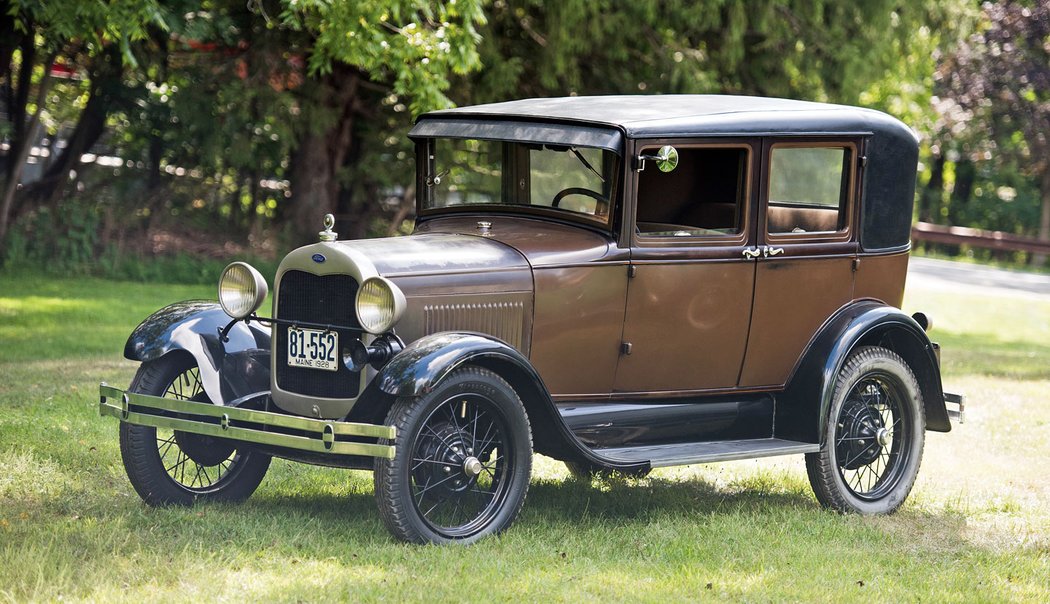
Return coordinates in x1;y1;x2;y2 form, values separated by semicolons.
99;383;396;459
945;391;965;425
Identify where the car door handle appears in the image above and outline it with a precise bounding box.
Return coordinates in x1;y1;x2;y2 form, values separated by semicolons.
763;246;785;258
742;248;762;260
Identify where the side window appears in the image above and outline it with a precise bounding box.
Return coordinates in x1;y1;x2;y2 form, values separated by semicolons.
767;146;851;235
635;146;749;238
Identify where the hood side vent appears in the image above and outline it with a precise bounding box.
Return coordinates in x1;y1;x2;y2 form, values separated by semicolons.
424;301;525;351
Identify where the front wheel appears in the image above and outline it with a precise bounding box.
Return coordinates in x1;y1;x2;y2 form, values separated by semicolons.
119;354;271;506
374;366;533;544
805;346;925;514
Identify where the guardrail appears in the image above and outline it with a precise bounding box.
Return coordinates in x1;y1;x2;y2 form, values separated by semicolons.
911;222;1050;255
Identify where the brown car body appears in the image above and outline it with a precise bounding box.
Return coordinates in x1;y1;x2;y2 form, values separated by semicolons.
108;95;961;544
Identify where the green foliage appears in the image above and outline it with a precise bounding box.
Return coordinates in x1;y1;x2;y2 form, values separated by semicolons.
471;0;970;105
2;204;101;273
11;0;166;64
7;0;1042;273
1;196;280;285
923;0;1050;255
280;0;486;114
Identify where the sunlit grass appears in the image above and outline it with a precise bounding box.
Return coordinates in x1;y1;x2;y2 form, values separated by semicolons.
1;269;1048;602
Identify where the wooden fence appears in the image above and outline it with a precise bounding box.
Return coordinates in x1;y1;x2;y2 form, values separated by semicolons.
911;221;1050;255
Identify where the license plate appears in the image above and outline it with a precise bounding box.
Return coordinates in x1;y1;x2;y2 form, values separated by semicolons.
287;327;339;371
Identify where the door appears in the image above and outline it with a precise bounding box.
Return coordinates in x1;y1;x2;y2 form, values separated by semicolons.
738;139;862;388
613;142;758;393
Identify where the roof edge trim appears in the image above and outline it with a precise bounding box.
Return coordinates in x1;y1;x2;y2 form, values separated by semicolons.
409;118;624;153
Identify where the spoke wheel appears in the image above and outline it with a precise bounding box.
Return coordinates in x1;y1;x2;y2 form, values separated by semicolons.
375;366;532;544
119;354;270;506
806;346;925;515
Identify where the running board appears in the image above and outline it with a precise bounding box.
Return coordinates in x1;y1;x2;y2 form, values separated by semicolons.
591;438;820;468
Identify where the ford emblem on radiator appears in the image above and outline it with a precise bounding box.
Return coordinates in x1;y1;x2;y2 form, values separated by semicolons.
311;253;326;264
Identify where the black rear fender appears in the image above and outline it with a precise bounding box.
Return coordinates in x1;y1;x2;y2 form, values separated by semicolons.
777;301;950;445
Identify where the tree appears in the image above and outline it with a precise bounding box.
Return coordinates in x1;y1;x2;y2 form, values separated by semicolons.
468;1;966;105
274;0;485;242
0;0;164;244
936;0;1050;265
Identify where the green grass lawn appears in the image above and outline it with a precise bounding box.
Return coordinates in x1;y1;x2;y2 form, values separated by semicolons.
1;270;1048;602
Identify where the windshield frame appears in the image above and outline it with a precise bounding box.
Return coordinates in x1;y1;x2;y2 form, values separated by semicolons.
415;136;624;232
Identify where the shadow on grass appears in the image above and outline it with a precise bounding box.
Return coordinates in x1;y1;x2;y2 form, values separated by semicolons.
117;469;835;550
521;474;816;523
229;473;814;534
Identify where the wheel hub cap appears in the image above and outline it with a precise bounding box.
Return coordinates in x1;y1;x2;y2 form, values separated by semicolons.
463;456;483;478
876;427;892;447
836;399;885;470
415;423;476;496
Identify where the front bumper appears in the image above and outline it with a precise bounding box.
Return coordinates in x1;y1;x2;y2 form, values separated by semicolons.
99;383;396;459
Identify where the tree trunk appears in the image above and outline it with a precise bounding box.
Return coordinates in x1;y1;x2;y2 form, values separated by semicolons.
4;33;36;181
919;153;945;224
0;10;18;84
286;67;361;244
948;158;974;226
386;183;416;236
26;47;122;205
1034;169;1050;267
0;52;55;244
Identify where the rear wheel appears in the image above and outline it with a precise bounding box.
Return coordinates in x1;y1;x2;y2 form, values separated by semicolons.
805;346;925;514
119;354;271;506
374;366;532;544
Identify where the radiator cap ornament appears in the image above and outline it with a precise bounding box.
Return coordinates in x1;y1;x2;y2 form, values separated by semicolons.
319;214;338;242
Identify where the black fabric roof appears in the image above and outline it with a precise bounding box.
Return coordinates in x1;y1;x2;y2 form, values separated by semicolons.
417;95;917;141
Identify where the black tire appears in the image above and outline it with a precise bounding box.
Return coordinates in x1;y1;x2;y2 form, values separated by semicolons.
119;354;271;506
564;460;651;480
374;366;532;544
805;346;925;514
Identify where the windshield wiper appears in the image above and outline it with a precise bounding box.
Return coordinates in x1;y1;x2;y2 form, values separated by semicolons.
571;148;605;183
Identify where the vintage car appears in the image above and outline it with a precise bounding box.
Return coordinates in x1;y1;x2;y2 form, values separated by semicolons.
100;95;963;544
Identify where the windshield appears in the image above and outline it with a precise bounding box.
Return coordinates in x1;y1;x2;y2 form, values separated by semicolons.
422;138;619;226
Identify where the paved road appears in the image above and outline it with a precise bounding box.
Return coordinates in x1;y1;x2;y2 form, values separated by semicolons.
908;256;1050;300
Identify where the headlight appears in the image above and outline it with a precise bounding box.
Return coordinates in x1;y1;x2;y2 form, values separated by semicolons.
218;262;268;320
356;276;406;334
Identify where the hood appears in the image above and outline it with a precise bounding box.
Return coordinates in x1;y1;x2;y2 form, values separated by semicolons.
337;233;528;277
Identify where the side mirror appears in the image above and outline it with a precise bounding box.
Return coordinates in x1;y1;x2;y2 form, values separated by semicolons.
637;145;679;173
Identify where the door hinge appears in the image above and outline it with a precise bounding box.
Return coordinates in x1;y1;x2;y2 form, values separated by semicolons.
852;257;861;272
621;342;633;355
628;265;637;278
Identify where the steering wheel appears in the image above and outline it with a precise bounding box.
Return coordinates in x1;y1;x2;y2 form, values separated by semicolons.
552;187;610;216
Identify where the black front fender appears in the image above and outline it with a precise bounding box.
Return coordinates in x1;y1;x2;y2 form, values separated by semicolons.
375;332;535;397
778;301;950;445
124;301;271;405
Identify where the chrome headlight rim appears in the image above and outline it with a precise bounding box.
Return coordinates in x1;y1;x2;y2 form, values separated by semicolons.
218;261;268;320
355;276;406;334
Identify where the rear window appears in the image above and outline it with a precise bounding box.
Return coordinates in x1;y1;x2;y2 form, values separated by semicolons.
767;146;851;235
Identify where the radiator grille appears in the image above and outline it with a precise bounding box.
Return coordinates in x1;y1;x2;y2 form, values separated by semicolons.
424;301;525;350
275;270;361;399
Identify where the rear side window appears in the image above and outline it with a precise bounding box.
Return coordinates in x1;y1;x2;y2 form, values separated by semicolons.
767;146;851;235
